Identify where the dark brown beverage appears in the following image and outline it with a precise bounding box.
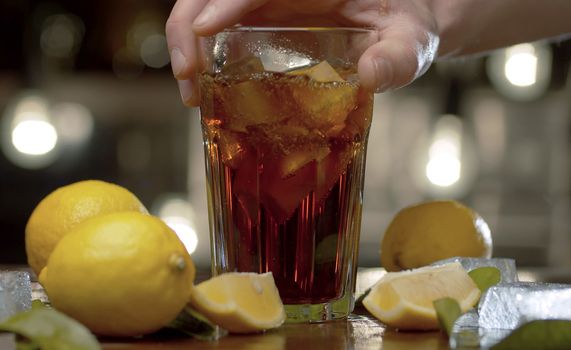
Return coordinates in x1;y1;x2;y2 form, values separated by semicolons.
200;60;373;309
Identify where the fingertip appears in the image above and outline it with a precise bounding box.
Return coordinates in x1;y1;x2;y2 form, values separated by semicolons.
358;35;422;93
358;56;394;93
170;47;188;79
177;79;200;107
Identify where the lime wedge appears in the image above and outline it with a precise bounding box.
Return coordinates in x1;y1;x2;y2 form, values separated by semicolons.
166;306;221;340
468;267;501;292
492;320;571;350
0;301;100;350
433;297;462;336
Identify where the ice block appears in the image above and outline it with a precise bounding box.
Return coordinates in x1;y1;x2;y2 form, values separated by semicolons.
450;310;511;349
0;271;32;322
432;257;518;283
478;282;571;330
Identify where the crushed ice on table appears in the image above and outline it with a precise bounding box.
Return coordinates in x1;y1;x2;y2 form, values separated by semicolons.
478;282;571;330
432;257;518;283
0;271;32;321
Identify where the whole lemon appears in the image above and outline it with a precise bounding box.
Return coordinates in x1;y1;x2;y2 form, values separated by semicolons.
380;200;492;272
39;211;195;337
26;180;148;276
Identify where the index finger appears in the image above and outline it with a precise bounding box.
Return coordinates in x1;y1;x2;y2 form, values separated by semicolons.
166;0;209;80
192;0;269;36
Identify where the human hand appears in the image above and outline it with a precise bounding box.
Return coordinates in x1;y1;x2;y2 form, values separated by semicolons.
166;0;439;106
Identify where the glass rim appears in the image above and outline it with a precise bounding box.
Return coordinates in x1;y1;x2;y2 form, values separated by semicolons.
221;26;376;34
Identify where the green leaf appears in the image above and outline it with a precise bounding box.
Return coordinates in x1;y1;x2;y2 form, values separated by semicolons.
433;297;462;336
492;320;571;350
166;306;222;341
0;303;100;350
468;267;501;293
15;336;41;350
31;300;45;309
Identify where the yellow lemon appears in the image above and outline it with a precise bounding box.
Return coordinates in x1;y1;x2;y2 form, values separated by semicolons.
189;272;285;333
26;180;148;276
363;262;480;330
380;200;492;272
39;212;195;337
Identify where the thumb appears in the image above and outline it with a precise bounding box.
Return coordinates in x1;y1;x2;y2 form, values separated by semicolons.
358;21;438;92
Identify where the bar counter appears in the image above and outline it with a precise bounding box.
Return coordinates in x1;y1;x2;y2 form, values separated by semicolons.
100;310;449;350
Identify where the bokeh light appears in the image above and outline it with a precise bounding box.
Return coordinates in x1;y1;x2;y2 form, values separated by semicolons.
40;13;85;58
504;44;538;87
1;94;60;169
425;115;463;188
12;120;58;155
163;216;199;255
487;42;552;101
140;34;170;68
154;195;199;255
426;149;461;187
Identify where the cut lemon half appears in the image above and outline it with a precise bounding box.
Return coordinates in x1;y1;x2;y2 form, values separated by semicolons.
362;262;480;330
189;272;286;333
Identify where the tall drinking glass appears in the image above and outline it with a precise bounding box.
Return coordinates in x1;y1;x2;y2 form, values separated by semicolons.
198;27;376;322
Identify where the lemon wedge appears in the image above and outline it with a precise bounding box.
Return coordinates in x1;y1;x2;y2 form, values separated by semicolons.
189;272;286;333
362;262;480;330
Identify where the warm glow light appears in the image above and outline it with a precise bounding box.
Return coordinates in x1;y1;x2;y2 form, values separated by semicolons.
504;44;538;87
425;115;462;188
163;216;198;254
155;196;199;255
487;42;551;101
426;154;461;187
1;94;60;168
12;120;58;155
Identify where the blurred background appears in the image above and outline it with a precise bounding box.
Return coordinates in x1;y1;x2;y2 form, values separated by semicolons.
1;1;570;276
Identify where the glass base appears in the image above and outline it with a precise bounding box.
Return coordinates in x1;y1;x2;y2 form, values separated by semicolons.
284;292;354;323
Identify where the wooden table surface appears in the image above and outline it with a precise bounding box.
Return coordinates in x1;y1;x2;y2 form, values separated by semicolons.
97;268;447;350
8;265;563;350
98;268;450;349
100;310;450;350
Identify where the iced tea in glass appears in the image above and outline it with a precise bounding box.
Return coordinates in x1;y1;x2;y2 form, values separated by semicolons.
198;28;375;322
